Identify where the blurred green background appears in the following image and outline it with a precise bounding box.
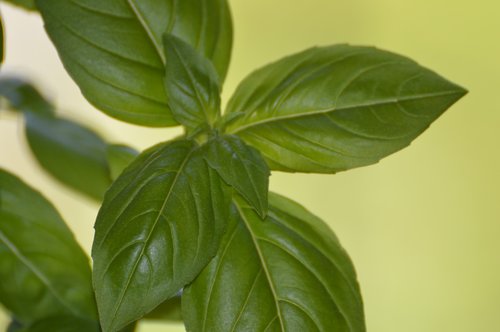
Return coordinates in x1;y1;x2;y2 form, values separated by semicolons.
1;0;499;331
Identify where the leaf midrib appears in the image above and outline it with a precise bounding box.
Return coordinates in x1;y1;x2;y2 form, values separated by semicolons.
0;229;84;320
126;0;166;64
234;201;285;332
228;90;463;135
108;146;196;330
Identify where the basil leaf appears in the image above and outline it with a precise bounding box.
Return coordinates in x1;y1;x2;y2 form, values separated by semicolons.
106;144;139;181
36;0;233;126
163;34;221;131
0;77;139;200
183;193;365;332
92;139;229;331
1;0;36;11
204;134;270;218
225;45;466;173
20;315;100;332
24;112;111;200
0;77;54;115
0;170;97;325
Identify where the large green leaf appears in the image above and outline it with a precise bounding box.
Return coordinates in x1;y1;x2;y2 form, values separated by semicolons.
163;34;221;131
92;139;229;332
0;170;97;325
36;0;233;126
204;134;270;218
1;0;36;11
225;45;466;173
183;193;365;332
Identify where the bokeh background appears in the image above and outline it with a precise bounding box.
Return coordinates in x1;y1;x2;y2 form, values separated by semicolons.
1;0;499;331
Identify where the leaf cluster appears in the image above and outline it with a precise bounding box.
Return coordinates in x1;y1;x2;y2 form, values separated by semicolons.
0;1;466;331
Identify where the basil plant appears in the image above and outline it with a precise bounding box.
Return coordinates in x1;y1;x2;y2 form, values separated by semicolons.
0;1;466;331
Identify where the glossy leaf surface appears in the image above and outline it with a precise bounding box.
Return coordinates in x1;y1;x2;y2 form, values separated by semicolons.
92;140;229;331
204;134;269;218
0;170;97;324
163;34;221;131
36;0;233;126
183;193;365;332
225;45;466;173
144;296;182;322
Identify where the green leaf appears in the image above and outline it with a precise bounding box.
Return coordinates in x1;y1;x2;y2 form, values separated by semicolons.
24;112;111;200
1;0;37;11
183;193;365;332
36;0;233;126
0;170;97;325
163;34;221;131
204;134;270;218
106;144;139;181
0;77;139;200
225;45;467;173
92;139;229;332
0;77;54;115
144;296;182;322
20;315;99;332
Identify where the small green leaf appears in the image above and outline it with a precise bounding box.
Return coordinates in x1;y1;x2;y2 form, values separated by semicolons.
0;77;54;115
0;169;97;325
106;144;139;181
225;45;467;173
20;315;100;332
203;134;270;218
24;112;111;200
36;0;233;126
0;77;139;200
163;34;221;131
183;193;365;332
92;139;229;332
2;0;37;11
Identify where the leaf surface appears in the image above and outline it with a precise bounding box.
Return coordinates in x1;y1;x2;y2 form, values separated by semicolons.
183;193;365;332
36;0;233;126
0;170;97;325
204;134;269;218
163;34;221;131
225;45;466;173
92;139;229;331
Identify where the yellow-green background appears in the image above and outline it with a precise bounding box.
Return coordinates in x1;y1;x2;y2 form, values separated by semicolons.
1;0;499;331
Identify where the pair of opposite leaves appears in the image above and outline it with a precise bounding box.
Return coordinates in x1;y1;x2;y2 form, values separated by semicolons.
2;0;466;331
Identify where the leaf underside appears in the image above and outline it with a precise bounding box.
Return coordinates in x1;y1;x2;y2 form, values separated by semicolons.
183;193;365;332
225;45;467;173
